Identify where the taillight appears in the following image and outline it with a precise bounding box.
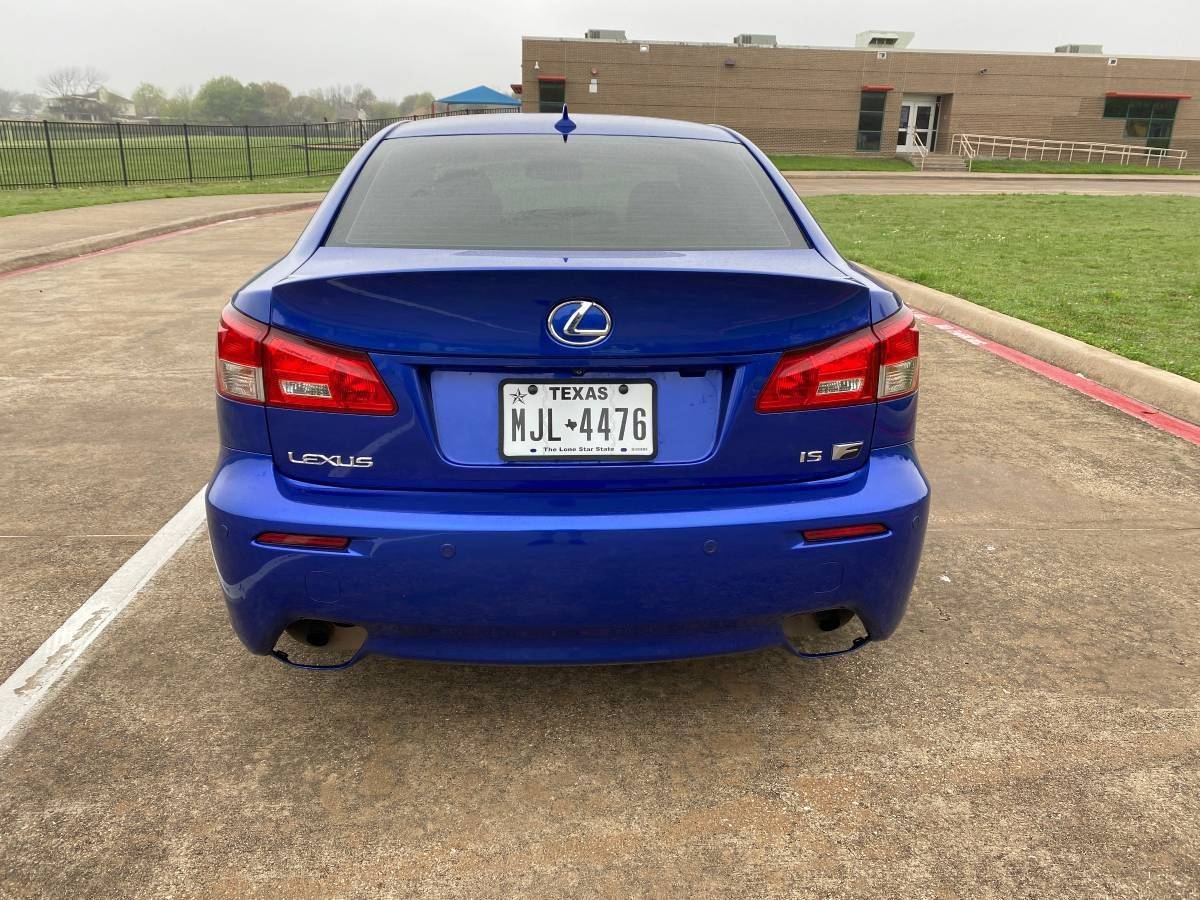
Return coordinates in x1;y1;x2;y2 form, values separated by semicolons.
215;303;395;415
216;305;268;402
756;308;919;413
263;331;396;414
874;307;920;399
756;328;877;412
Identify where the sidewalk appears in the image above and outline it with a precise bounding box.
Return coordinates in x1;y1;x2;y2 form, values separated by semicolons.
783;170;1198;181
784;171;1200;197
0;192;324;273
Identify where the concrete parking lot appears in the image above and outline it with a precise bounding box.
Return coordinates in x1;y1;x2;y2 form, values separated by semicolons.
1;207;1198;898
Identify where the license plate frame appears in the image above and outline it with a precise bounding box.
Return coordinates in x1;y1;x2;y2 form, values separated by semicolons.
499;379;658;462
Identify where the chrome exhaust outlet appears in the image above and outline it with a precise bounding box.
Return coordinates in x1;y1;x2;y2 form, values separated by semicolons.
781;609;869;658
272;619;368;669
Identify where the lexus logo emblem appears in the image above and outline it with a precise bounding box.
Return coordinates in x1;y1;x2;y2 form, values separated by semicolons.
547;299;612;347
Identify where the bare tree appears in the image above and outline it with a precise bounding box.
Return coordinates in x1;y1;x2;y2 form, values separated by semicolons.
351;85;376;109
311;85;367;120
0;89;45;118
39;66;107;97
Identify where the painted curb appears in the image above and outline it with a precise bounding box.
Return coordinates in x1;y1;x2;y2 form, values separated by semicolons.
0;197;321;275
859;264;1200;426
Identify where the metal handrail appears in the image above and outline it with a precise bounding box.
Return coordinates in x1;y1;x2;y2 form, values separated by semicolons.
951;133;1188;169
912;131;929;171
953;134;977;172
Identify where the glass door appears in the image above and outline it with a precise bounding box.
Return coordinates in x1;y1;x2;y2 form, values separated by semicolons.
912;103;934;151
898;99;938;152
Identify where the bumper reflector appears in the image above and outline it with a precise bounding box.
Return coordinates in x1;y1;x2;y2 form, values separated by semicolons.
257;532;351;550
802;523;888;543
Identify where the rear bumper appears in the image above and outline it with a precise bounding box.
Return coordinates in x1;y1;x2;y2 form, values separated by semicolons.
205;445;929;665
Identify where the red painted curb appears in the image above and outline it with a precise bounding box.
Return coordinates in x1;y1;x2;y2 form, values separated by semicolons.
913;309;1200;447
0;203;318;282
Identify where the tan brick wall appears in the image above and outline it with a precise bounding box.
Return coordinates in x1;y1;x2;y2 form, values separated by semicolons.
521;38;1199;167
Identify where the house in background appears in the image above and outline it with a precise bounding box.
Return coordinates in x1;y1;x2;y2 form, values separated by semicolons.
46;88;138;123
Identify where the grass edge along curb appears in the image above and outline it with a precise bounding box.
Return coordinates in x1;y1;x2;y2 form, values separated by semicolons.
862;264;1200;427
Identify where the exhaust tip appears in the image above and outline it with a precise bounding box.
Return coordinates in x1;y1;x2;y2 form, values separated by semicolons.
272;619;367;669
299;620;332;647
781;609;869;658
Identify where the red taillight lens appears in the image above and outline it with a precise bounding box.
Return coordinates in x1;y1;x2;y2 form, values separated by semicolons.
257;532;351;550
214;303;395;415
263;331;396;414
216;304;268;402
802;523;888;543
756;308;920;413
756;328;878;412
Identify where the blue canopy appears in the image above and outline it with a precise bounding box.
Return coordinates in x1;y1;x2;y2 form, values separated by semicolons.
436;85;520;107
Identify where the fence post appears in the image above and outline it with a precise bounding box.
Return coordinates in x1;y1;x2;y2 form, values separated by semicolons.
183;123;194;182
41;120;58;188
244;125;253;180
115;121;129;185
302;123;311;176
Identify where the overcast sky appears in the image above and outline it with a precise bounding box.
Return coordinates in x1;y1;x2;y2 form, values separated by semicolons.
6;0;1198;98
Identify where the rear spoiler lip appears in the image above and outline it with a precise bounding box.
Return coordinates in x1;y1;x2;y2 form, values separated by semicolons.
845;261;906;324
276;246;863;287
266;266;877;357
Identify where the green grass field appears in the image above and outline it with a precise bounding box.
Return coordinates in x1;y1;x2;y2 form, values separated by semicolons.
0;175;333;217
970;159;1196;176
806;194;1200;381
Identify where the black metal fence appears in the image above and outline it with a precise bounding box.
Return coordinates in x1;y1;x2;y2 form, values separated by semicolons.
0;108;520;189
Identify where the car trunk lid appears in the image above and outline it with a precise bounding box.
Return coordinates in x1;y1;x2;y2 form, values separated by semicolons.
261;248;879;490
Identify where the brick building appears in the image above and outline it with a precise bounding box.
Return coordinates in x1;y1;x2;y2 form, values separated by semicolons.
520;31;1198;167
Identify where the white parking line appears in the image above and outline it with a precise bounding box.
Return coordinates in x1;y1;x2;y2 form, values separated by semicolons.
0;488;207;749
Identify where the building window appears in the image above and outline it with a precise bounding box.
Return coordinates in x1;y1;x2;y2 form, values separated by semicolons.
538;79;565;113
856;91;887;151
1102;97;1179;148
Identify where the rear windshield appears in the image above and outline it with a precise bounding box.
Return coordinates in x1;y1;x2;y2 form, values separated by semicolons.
325;134;807;251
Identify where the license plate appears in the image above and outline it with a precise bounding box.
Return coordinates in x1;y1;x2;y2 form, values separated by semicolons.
500;380;657;460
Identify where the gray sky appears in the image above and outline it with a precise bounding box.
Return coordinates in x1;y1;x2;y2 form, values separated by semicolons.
5;0;1198;98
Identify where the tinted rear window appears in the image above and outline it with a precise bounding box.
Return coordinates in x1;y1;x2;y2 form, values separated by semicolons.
325;134;807;251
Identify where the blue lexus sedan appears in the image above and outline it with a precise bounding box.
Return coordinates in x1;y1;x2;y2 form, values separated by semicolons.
205;112;929;668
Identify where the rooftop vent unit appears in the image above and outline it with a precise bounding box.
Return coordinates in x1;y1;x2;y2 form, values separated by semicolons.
854;30;915;49
585;29;627;41
732;34;778;47
1055;43;1104;54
